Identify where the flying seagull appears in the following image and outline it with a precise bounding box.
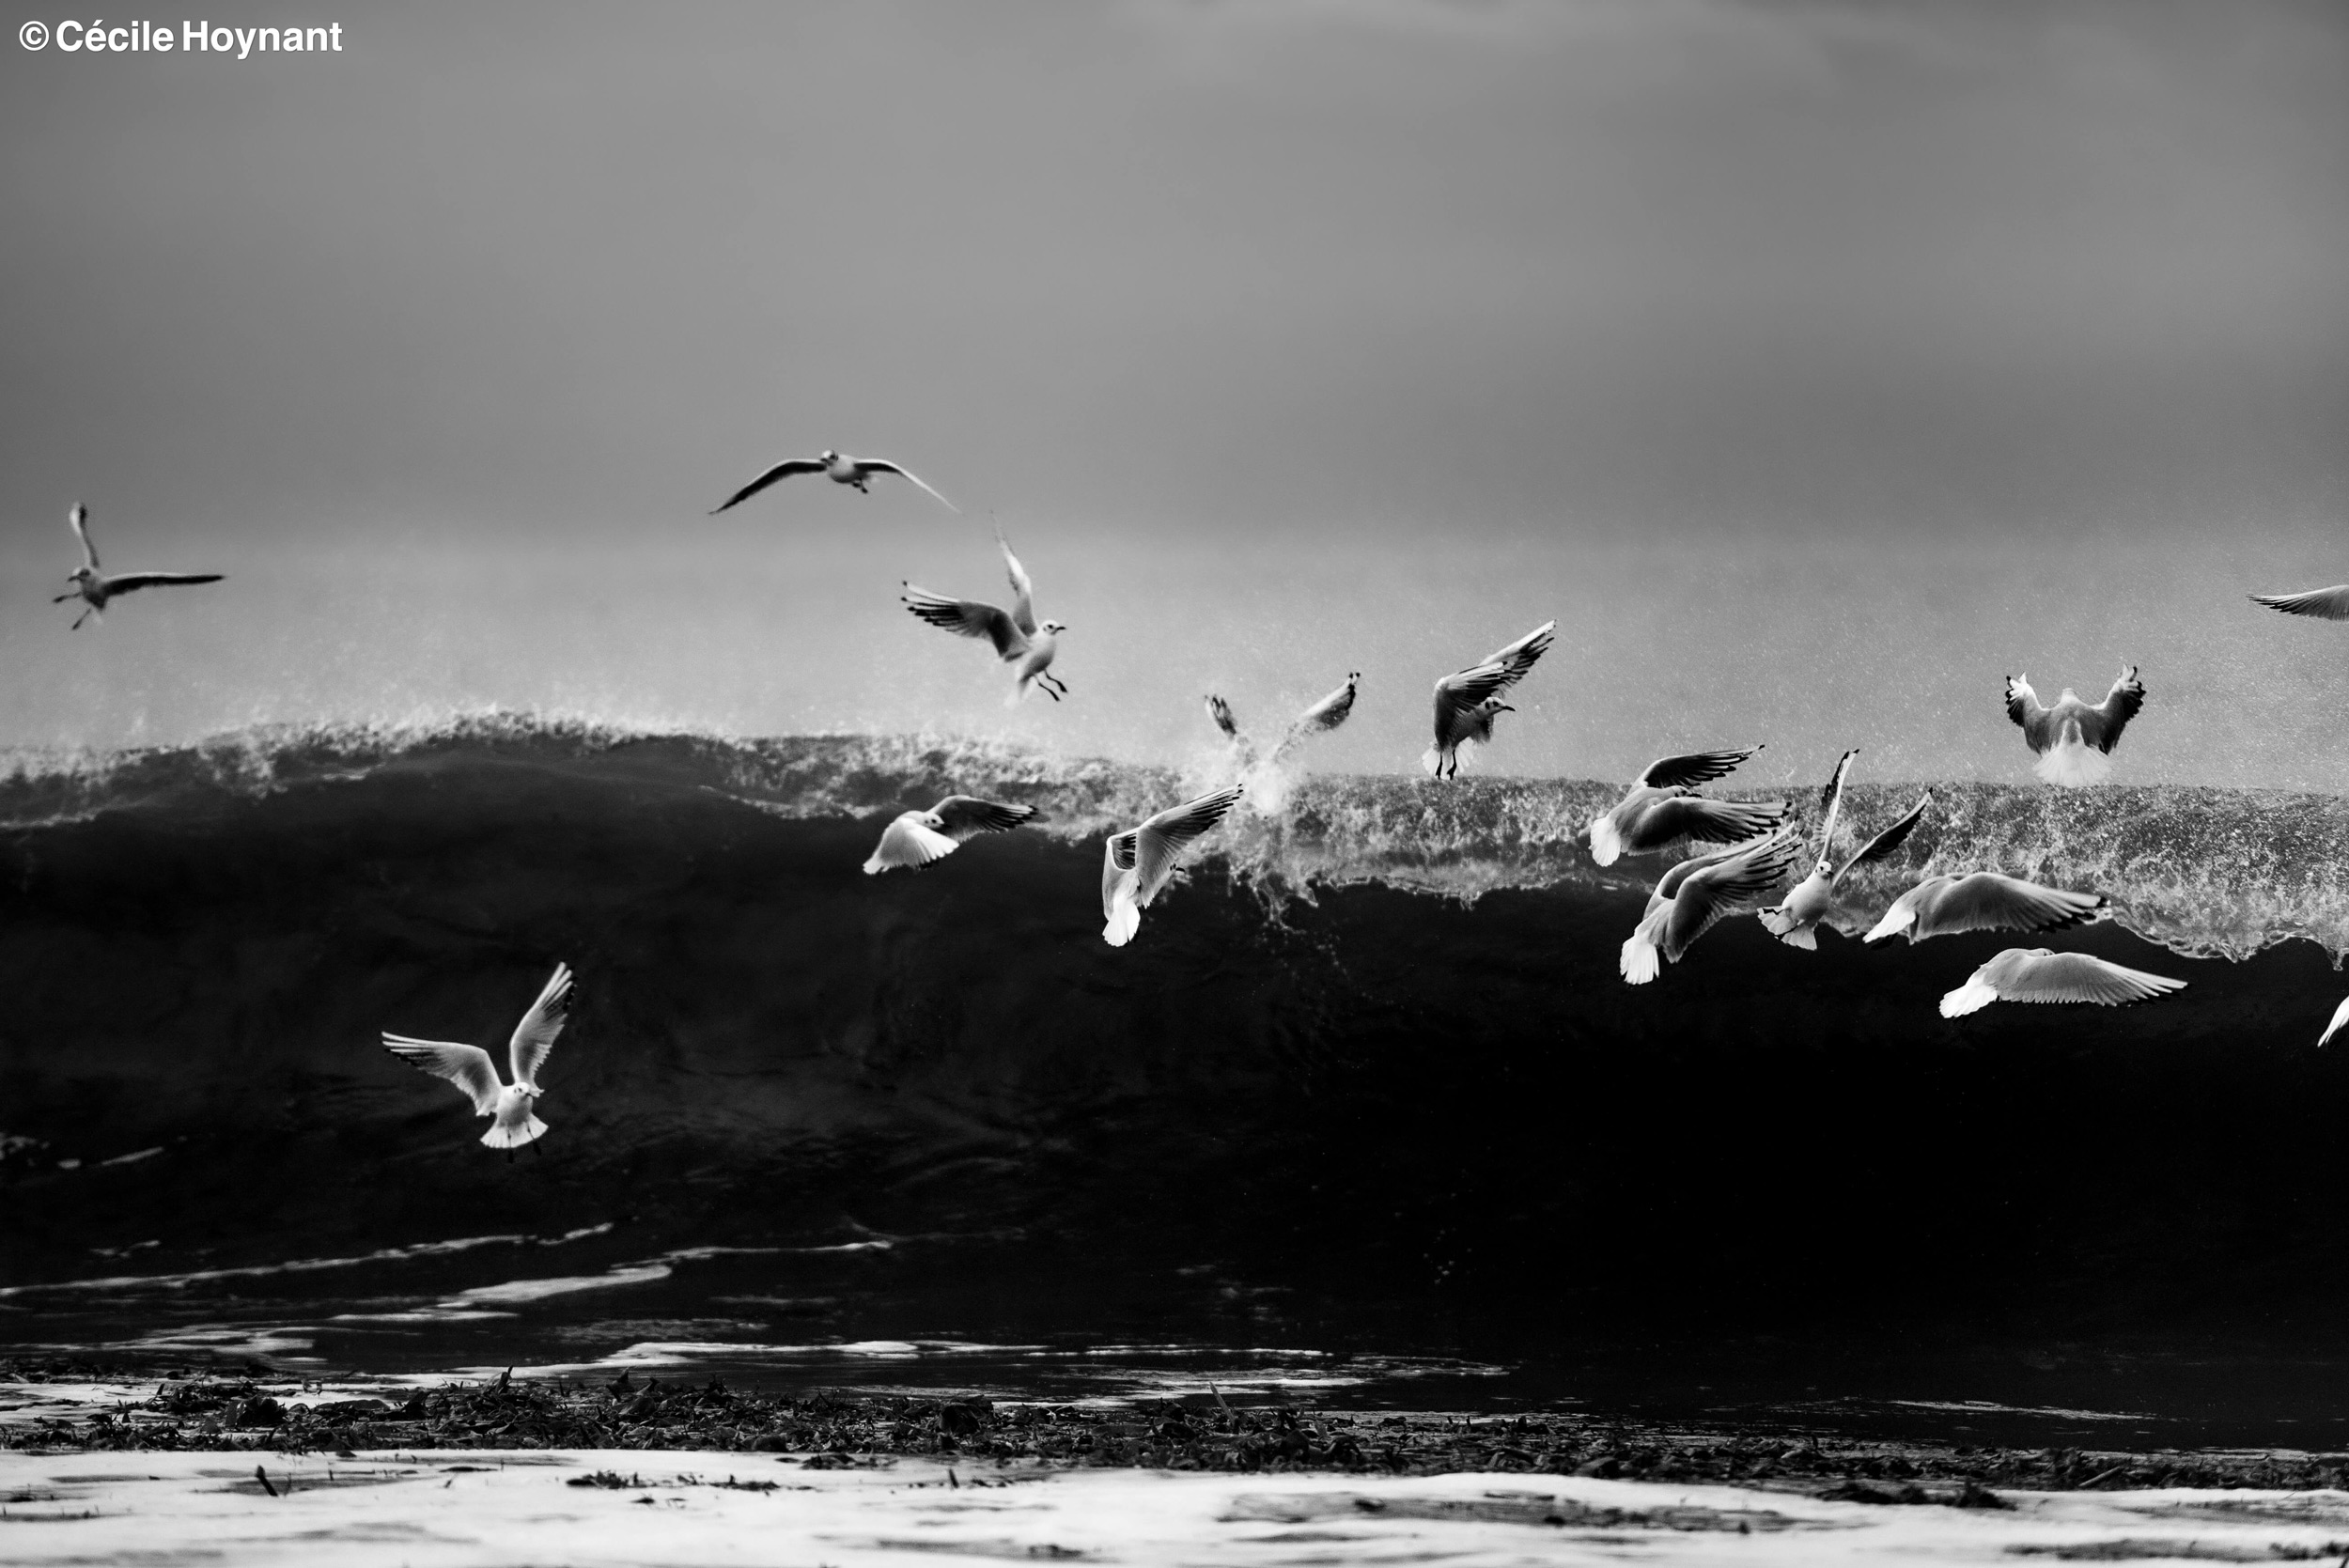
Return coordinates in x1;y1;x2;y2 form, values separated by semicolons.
2005;666;2144;787
1423;621;1555;780
1620;831;1806;986
709;449;957;515
52;505;224;629
1101;785;1243;947
1939;948;2185;1017
1587;745;1781;866
1206;673;1361;767
863;796;1037;874
2249;587;2349;621
902;533;1067;705
382;964;573;1159
1758;750;1931;950
1863;872;2108;945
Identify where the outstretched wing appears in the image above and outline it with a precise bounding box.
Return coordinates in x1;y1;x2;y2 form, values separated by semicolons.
1636;746;1761;790
1100;831;1139;919
930;796;1036;841
1479;619;1556;675
1835;792;1930;883
1991;949;2185;1007
2087;665;2145;753
1131;785;1243;905
859;459;959;513
2250;586;2349;621
1916;873;2107;939
381;1035;502;1116
997;534;1037;635
901;586;1027;659
104;572;225;595
2004;675;2051;752
507;963;572;1090
1289;674;1359;737
1810;748;1860;865
865;814;959;874
70;505;99;570
1666;832;1804;956
709;458;824;515
1206;693;1242;741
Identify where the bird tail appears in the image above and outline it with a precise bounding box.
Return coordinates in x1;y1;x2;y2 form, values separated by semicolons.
2034;723;2111;787
1938;980;1998;1018
861;850;890;875
1420;746;1446;778
1005;677;1029;709
1589;812;1624;866
1619;909;1666;986
1861;900;1916;944
1757;907;1814;948
480;1114;548;1150
1102;895;1142;948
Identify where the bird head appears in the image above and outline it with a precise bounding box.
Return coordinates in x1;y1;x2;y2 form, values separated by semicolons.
1042;619;1067;634
1488;701;1516;715
919;811;948;831
67;566;91;584
818;449;842;463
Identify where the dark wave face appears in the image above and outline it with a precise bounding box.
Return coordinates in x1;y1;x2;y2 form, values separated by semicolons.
8;716;2349;1424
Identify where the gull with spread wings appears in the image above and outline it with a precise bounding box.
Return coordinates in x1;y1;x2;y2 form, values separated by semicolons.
1423;621;1554;780
381;964;574;1159
1619;831;1807;986
1864;872;2108;945
863;796;1037;874
2005;665;2144;787
1101;785;1243;947
1939;949;2185;1018
709;448;958;515
1757;750;1931;950
1206;673;1361;768
53;505;224;629
902;534;1067;705
1586;745;1781;866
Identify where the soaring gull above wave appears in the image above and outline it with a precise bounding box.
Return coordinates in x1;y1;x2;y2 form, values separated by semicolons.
902;533;1067;705
1864;872;2108;945
1620;831;1806;986
1586;744;1781;866
863;796;1037;874
1758;749;1930;950
1101;785;1242;948
2249;586;2349;621
382;964;573;1159
1938;949;2185;1018
2005;665;2144;788
1206;673;1361;768
53;505;224;630
1423;621;1554;781
709;448;958;515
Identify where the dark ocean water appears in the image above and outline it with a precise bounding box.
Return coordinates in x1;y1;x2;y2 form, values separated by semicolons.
8;716;2349;1448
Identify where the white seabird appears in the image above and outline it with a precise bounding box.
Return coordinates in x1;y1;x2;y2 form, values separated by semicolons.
902;534;1068;705
382;963;574;1158
1863;872;2108;945
1586;745;1781;866
2250;587;2349;621
2005;666;2144;787
863;796;1037;874
1206;673;1361;768
1757;750;1930;950
1423;622;1555;780
52;505;225;629
1620;831;1806;986
1939;948;2184;1017
710;448;958;515
1101;785;1243;947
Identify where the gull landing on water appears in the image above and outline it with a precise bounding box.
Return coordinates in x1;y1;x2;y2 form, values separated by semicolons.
1101;785;1243;947
1864;872;2108;945
1586;746;1781;866
1939;948;2185;1018
863;796;1037;874
902;534;1067;705
53;505;224;629
382;964;573;1159
2006;666;2144;787
1756;749;1930;950
1423;622;1554;780
1620;831;1806;986
709;449;958;515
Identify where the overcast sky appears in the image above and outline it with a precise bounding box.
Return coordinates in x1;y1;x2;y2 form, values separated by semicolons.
2;1;2343;784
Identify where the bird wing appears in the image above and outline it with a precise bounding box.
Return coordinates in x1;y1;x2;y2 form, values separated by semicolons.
2250;586;2349;621
1101;831;1139;919
70;505;99;570
901;586;1027;659
930;796;1036;841
857;459;959;513
1834;792;1931;884
2084;665;2145;753
2320;997;2349;1048
1288;674;1359;737
1810;748;1860;865
1636;746;1761;790
1131;785;1243;905
1649;837;1765;905
506;963;573;1089
1921;873;2107;939
1206;694;1241;741
1479;619;1557;676
709;458;824;515
865;814;959;873
102;572;226;595
997;534;1038;636
1664;833;1804;957
2005;675;2052;751
1986;949;2185;1006
381;1035;503;1115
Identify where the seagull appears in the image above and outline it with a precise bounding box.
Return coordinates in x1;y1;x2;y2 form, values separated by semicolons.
2319;998;2349;1047
1205;673;1361;768
2005;666;2144;787
1619;831;1807;986
863;796;1037;874
52;505;224;629
1939;948;2185;1017
1757;750;1930;950
1587;745;1781;866
709;449;958;515
1863;872;2108;945
902;534;1067;705
1423;622;1555;780
1101;785;1243;947
382;964;573;1159
2250;586;2349;621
